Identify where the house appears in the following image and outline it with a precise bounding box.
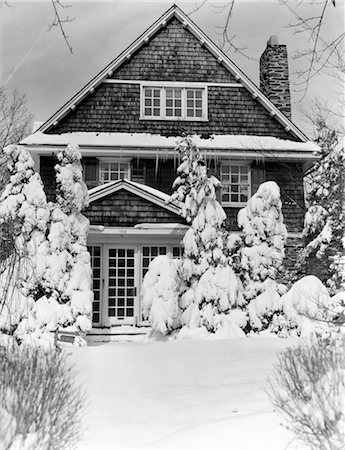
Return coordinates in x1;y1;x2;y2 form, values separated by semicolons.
21;5;318;331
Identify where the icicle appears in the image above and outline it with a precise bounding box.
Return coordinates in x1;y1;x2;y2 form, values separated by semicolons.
155;149;160;178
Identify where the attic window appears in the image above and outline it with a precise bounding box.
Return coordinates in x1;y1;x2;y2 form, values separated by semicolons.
99;160;130;184
220;163;251;206
141;84;207;121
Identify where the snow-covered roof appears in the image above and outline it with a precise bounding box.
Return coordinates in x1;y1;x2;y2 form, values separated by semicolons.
21;131;319;160
36;5;307;142
88;178;181;215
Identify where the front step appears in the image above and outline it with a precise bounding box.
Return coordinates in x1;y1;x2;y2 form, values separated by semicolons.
86;325;151;344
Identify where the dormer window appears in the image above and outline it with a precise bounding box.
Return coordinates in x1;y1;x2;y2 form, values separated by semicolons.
141;83;207;121
99;159;130;184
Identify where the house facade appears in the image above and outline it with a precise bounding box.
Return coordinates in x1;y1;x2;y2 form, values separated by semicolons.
21;5;318;330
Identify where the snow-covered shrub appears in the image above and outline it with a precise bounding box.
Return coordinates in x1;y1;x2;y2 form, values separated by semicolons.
0;143;92;344
46;143;93;333
0;145;52;342
278;275;345;338
142;255;180;335
238;181;287;300
237;181;292;335
268;335;345;450
246;286;298;337
297;121;344;293
0;339;85;450
170;137;245;335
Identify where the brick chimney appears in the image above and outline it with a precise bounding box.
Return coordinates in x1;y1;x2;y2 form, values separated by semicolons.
260;35;291;119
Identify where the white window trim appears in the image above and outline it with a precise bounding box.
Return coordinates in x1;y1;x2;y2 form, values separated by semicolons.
140;83;208;121
97;157;131;183
220;162;251;207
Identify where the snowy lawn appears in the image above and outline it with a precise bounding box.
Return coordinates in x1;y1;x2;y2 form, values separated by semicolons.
68;337;299;450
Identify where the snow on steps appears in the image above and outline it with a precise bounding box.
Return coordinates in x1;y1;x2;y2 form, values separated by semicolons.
86;325;151;344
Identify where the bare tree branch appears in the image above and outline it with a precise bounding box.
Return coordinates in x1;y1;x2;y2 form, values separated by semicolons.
48;0;74;54
0;87;33;148
281;0;344;99
187;0;208;16
188;0;256;60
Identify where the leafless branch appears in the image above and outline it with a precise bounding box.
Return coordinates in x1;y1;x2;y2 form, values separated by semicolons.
213;1;256;60
281;0;344;99
189;0;256;60
187;0;208;16
48;0;74;54
0;87;33;148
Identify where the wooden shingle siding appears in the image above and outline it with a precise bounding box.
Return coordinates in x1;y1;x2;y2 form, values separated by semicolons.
46;17;297;140
84;189;185;227
145;159;177;194
40;156;57;202
265;162;305;232
112;18;237;83
48;83;295;140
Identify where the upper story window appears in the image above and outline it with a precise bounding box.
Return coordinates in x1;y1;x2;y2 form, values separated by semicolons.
141;84;207;121
99;160;130;184
221;163;251;206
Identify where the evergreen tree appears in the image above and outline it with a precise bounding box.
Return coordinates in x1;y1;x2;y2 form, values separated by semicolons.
297;121;345;293
238;181;287;300
171;137;244;335
48;143;93;333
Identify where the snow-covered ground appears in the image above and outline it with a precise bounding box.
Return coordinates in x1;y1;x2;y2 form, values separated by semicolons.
69;337;299;450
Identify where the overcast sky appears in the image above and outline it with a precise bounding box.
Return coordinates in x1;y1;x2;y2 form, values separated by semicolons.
1;0;344;138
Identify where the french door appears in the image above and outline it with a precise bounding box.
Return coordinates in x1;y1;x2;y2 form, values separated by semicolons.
104;246;139;325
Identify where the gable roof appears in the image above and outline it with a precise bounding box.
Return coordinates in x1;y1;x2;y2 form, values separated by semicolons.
89;178;181;215
38;5;308;142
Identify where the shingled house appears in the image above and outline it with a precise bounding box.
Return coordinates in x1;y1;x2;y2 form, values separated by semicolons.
21;5;318;330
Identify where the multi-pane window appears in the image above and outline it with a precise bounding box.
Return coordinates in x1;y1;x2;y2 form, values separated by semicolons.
141;245;183;278
221;164;250;205
99;161;130;184
186;89;203;118
88;246;102;324
144;88;161;117
108;248;135;319
142;246;167;278
142;86;207;120
166;88;182;117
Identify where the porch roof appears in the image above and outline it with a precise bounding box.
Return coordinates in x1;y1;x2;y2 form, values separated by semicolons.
21;132;319;160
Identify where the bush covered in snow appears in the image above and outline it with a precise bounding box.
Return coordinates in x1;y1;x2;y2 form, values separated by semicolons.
0;338;85;450
297;120;345;293
268;335;345;450
238;181;287;300
0;144;92;345
144;138;247;338
167;137;246;336
46;143;92;334
142;255;180;335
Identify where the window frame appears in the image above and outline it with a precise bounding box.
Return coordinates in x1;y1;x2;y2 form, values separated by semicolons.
98;158;131;184
220;162;251;207
140;82;208;121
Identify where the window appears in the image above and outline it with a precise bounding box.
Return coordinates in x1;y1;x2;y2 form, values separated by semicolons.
141;245;183;279
221;164;251;205
99;160;130;184
88;246;102;324
141;85;207;120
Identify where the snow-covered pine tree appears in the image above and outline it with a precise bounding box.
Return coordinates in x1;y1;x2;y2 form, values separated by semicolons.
297;121;345;293
238;181;289;333
0;145;52;343
171;137;245;336
47;143;93;334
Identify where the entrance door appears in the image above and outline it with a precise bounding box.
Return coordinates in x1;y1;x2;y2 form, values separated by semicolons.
105;246;139;325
